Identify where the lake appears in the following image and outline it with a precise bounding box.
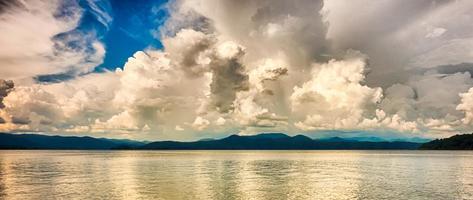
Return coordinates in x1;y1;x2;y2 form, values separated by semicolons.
0;150;472;200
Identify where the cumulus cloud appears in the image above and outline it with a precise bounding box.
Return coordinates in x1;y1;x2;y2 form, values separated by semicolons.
0;79;13;124
192;116;210;131
0;0;105;80
163;29;214;77
457;88;473;124
2;0;473;139
169;0;329;68
291;52;383;131
0;72;119;132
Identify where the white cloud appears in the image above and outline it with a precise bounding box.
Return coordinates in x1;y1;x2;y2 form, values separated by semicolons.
92;111;139;131
192;116;210;131
0;0;105;80
175;125;184;131
3;0;473;139
215;117;226;126
290;51;383;131
457;88;473;124
425;27;447;39
86;0;113;29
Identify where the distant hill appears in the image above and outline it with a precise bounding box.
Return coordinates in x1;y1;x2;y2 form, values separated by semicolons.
141;133;422;150
0;132;427;150
420;134;473;150
0;133;146;150
315;136;431;143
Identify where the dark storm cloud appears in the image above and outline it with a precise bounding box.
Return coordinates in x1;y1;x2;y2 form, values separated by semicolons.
431;63;473;77
0;79;14;109
34;71;78;83
0;0;22;13
11;117;31;125
209;45;249;113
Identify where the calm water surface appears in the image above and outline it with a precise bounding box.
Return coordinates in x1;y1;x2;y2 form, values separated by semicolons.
0;150;472;200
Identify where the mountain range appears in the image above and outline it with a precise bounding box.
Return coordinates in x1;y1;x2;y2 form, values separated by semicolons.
0;133;146;149
140;133;422;150
1;132;472;150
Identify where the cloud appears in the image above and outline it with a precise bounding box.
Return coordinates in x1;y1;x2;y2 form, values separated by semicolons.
85;0;113;29
457;88;473;124
163;29;214;77
175;125;184;131
2;0;473;140
378;71;473;134
169;0;329;68
92;111;140;131
0;72;119;132
0;80;14;109
425;27;447;39
192;116;210;131
215;117;226;126
291;51;383;131
208;41;249;112
0;0;105;80
323;0;473;87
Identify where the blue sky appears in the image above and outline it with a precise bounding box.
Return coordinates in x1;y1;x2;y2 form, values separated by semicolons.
80;0;167;71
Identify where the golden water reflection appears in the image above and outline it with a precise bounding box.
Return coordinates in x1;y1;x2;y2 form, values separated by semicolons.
0;150;472;200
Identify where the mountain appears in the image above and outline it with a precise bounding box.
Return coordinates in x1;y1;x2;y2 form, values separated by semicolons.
0;132;426;150
315;136;431;143
392;137;431;143
197;138;216;142
419;134;473;150
316;136;354;142
0;133;146;150
141;133;422;150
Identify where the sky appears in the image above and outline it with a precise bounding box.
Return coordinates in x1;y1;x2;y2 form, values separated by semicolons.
1;0;473;140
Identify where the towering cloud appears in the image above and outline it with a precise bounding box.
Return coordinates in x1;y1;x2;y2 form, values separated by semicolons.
290;52;383;131
1;0;473;140
0;79;13;124
0;79;14;124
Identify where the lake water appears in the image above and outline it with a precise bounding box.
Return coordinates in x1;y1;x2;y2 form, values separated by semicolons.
0;151;472;200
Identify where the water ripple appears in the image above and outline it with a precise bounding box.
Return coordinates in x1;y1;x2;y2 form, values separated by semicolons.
0;150;472;200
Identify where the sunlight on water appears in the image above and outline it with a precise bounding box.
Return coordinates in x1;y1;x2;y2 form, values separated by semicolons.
0;151;472;200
